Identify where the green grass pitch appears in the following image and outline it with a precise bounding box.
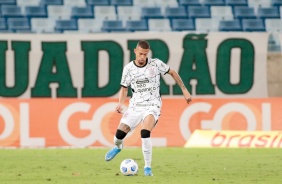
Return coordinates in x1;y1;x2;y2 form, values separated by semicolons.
0;148;282;184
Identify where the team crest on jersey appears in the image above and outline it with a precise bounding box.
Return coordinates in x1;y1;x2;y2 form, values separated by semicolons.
147;67;156;77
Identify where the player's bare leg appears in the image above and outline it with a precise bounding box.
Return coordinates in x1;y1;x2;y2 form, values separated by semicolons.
141;115;155;176
105;123;130;161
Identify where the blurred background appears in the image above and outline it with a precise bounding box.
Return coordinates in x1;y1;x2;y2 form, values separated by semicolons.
0;0;281;95
0;0;282;148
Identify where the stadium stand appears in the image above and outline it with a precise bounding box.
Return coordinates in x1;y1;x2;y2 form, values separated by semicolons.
202;0;225;7
265;18;282;32
78;18;103;32
48;5;72;19
257;7;280;20
101;20;125;32
141;7;164;19
248;0;272;8
233;6;256;20
155;0;178;7
0;0;16;5
0;18;7;30
226;0;248;14
164;6;188;21
31;18;56;32
25;6;48;19
148;18;171;31
17;0;40;7
111;0;133;6
242;18;266;32
1;5;23;18
40;0;63;6
272;0;282;7
187;6;211;20
219;19;242;31
94;6;117;20
126;19;148;31
225;0;248;7
71;6;94;19
117;6;141;21
210;6;234;20
248;0;271;14
64;0;86;7
178;0;201;7
0;0;281;50
55;19;78;32
171;18;195;31
196;18;219;32
86;0;110;6
133;0;155;7
8;17;31;32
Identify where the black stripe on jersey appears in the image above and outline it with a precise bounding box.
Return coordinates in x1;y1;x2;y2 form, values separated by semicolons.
120;85;128;88
164;67;170;75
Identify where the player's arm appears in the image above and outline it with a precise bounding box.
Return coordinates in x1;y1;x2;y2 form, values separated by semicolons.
116;86;128;113
167;69;192;104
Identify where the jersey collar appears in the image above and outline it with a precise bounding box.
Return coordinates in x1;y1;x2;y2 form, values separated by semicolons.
133;58;148;68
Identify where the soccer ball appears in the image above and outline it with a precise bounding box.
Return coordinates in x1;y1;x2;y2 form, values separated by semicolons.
120;159;138;176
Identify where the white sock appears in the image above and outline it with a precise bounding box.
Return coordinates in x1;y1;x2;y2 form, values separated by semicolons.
141;138;152;168
114;136;123;149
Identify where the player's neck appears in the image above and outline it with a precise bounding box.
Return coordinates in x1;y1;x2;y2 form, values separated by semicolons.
134;58;148;67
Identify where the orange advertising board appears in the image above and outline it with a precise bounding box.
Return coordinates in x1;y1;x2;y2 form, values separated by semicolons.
0;98;282;148
185;130;282;148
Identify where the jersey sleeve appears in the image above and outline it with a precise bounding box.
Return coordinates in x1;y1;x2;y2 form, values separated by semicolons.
155;59;170;75
120;65;130;87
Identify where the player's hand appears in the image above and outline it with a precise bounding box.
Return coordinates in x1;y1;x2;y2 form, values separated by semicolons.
185;97;192;104
115;103;123;114
183;89;192;104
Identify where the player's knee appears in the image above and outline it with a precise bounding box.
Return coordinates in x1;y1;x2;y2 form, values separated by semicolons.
141;129;151;138
115;129;127;140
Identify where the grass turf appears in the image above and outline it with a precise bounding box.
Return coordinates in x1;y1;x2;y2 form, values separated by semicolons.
0;148;282;184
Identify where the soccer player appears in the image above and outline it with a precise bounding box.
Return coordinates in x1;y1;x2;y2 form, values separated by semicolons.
105;40;192;176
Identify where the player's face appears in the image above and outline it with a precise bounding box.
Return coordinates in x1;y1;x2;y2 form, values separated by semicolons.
134;46;150;66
